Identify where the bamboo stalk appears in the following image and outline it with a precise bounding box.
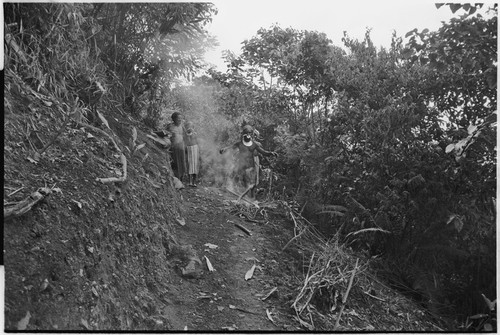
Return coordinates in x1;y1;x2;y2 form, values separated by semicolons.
292;252;315;311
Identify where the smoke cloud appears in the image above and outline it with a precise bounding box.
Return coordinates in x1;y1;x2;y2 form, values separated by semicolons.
159;85;244;192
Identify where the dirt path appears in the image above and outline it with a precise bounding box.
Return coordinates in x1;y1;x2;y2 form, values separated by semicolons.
161;185;299;331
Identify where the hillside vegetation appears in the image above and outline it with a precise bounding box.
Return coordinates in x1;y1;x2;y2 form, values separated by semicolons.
3;3;497;331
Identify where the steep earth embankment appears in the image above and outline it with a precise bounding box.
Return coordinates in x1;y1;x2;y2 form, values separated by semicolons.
4;99;184;329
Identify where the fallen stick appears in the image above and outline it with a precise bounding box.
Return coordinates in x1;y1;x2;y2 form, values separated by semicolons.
232;306;260;315
4;187;52;221
364;291;386;302
7;186;24;197
77;121;120;152
282;226;309;251
237;184;254;202
292;252;316;313
282;211;304;251
262;287;278;301
234;223;252;236
224;187;259;208
334;258;359;330
96;153;127;184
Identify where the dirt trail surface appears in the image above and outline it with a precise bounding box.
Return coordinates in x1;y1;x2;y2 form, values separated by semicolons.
162;185;298;331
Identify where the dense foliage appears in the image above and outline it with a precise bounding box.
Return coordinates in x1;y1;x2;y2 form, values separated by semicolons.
169;4;497;323
4;2;217;127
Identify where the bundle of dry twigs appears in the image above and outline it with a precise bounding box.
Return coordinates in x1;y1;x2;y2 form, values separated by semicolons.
291;237;365;330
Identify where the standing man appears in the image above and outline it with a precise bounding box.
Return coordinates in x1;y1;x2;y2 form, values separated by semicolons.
167;112;187;182
220;125;277;199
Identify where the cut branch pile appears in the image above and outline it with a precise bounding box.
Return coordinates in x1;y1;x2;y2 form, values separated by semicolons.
291;236;366;330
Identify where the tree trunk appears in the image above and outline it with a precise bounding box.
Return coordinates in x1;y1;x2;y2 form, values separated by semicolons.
309;103;316;142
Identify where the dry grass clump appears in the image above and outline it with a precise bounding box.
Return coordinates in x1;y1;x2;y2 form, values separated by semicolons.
291;235;367;330
282;201;444;331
